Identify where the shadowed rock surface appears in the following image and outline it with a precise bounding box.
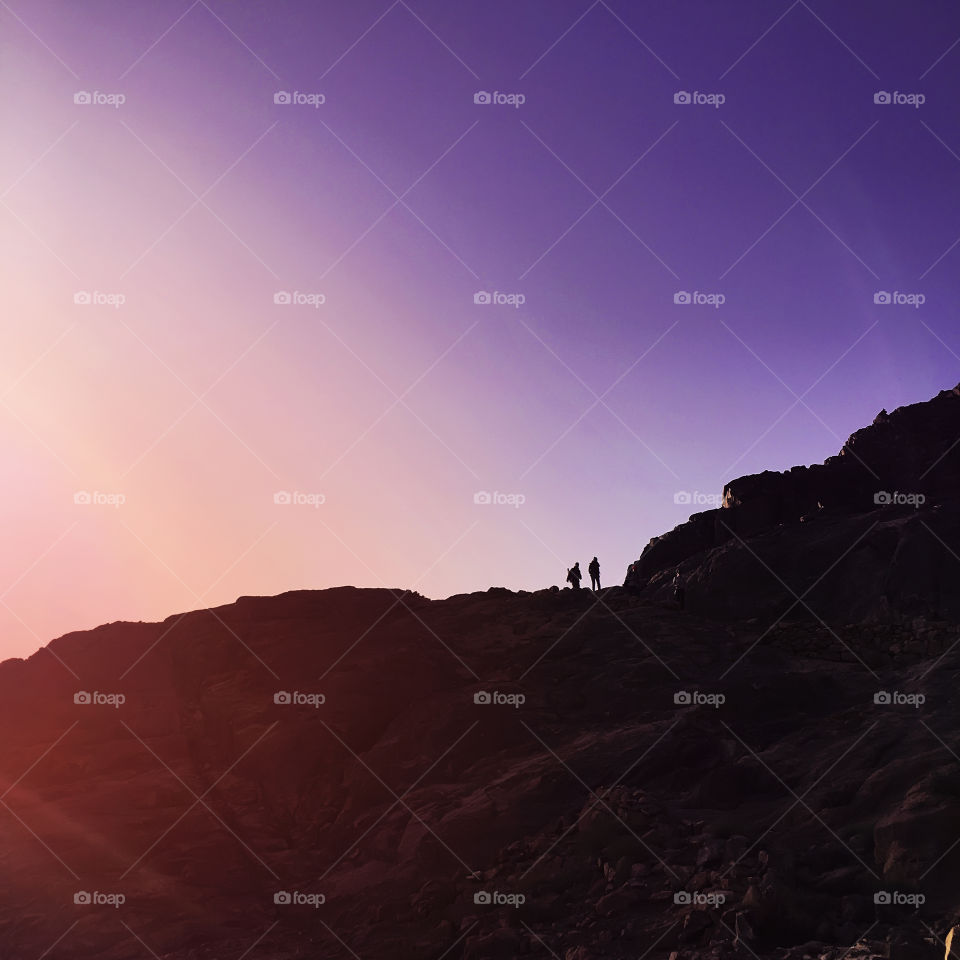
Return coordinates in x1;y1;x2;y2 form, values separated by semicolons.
626;385;960;625
4;387;960;959
0;584;957;960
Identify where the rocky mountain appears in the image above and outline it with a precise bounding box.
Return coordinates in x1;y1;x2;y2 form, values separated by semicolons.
626;384;960;625
3;386;960;960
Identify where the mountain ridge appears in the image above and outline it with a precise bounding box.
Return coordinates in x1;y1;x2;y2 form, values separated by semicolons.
626;383;960;626
4;386;960;959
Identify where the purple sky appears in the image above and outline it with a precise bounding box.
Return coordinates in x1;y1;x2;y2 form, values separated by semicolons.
1;0;959;657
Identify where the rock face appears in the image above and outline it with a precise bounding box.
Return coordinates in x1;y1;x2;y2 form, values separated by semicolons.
625;385;960;624
6;385;960;960
0;583;958;960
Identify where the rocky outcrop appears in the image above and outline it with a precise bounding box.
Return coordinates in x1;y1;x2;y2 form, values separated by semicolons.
7;385;960;959
0;585;957;959
626;385;960;624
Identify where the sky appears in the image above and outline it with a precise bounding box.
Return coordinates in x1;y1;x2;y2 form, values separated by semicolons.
1;0;959;659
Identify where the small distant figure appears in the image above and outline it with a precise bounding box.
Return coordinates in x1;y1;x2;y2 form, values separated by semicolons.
566;562;582;590
588;557;601;591
672;570;685;610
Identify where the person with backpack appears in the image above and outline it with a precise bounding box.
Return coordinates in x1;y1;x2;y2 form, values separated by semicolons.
566;562;582;590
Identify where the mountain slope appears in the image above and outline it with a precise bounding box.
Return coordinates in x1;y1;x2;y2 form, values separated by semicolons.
627;384;960;625
0;583;956;960
6;385;960;960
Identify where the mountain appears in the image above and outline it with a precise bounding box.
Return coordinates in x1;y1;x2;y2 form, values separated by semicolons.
3;386;960;960
627;383;960;625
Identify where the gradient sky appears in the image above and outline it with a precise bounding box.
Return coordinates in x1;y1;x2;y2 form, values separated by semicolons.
1;0;959;659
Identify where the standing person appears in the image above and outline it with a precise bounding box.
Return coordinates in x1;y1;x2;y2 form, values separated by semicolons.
588;556;601;591
566;562;582;590
672;570;685;610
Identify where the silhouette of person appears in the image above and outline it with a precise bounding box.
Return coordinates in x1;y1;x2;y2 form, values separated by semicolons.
567;562;582;590
672;570;685;610
588;557;600;591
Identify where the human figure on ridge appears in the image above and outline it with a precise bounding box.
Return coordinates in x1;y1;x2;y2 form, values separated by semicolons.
566;562;582;590
672;570;685;610
588;557;601;592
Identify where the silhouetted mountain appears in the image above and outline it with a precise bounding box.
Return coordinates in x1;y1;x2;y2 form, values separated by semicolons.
627;383;960;625
5;387;960;959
